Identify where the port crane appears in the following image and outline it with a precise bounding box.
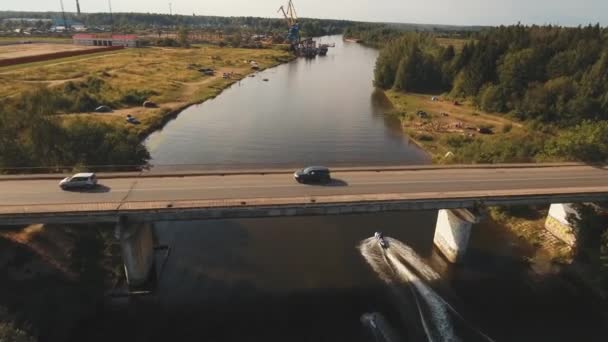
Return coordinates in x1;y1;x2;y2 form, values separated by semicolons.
59;0;69;31
276;0;331;57
277;0;300;44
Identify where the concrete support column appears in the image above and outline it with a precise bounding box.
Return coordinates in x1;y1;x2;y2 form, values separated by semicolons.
433;208;480;263
545;203;578;246
115;217;155;287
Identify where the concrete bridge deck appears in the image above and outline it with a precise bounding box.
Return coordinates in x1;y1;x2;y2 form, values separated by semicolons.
1;164;608;225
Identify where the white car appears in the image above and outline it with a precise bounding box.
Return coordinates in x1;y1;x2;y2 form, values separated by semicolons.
59;173;98;190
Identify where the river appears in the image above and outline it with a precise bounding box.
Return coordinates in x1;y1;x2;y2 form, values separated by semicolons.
144;36;429;169
95;36;606;341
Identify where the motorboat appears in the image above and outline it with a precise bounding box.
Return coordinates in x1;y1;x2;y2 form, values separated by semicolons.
374;232;389;249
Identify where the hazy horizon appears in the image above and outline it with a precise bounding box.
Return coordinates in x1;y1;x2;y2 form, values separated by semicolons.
2;0;608;27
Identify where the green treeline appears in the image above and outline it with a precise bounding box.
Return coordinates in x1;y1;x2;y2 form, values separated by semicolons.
344;24;404;47
0;11;350;38
376;25;608;126
344;22;480;47
0;89;150;171
375;33;452;93
373;25;608;163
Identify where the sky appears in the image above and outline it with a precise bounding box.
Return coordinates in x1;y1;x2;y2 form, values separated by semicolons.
3;0;608;27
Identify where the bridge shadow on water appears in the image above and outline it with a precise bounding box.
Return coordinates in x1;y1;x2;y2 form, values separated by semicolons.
2;210;608;341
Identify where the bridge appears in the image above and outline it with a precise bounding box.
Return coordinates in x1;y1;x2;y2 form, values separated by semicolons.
1;163;607;286
1;164;607;225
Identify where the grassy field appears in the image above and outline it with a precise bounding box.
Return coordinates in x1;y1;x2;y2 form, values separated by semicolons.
0;43;96;59
435;37;470;52
0;36;73;44
0;45;292;136
385;90;530;162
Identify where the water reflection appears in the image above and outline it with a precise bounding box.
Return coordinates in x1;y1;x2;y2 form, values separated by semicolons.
145;35;429;169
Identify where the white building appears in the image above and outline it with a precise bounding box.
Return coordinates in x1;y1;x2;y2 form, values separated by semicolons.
73;34;140;48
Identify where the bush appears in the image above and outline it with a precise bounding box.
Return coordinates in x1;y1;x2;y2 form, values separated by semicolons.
543;120;608;162
443;134;473;148
417;134;434;141
155;37;179;47
83;77;105;93
120;89;156;106
72;92;100;112
451;134;544;163
0;95;151;169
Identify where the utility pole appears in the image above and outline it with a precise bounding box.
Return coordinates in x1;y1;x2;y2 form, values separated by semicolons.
108;0;114;34
76;0;81;15
169;3;173;16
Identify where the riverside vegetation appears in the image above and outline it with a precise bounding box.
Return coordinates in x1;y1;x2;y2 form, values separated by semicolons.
0;37;292;341
0;44;291;171
372;25;608;164
369;25;608;295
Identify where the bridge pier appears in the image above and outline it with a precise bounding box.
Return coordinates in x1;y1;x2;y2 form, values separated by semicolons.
433;208;480;263
545;203;578;246
115;217;155;288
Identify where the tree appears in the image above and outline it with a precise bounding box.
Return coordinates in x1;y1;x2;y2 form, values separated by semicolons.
393;47;421;91
498;48;542;97
544;120;608;162
0;89;151;171
440;45;455;62
374;33;446;93
177;26;190;48
478;83;507;112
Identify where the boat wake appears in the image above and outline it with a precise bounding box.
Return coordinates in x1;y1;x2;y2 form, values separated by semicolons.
359;236;494;342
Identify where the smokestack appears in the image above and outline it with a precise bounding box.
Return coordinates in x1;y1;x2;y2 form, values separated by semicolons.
76;0;81;15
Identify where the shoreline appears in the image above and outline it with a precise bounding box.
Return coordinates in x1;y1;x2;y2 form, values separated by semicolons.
1;44;295;142
382;89;608;303
134;53;296;141
382;90;529;163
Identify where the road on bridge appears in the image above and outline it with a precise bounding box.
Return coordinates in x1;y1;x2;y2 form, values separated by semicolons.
1;165;608;218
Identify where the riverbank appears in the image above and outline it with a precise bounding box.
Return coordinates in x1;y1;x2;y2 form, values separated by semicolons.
384;89;608;304
384;90;532;163
0;45;293;139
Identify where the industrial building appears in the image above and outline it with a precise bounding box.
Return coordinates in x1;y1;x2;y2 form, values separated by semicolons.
73;34;140;48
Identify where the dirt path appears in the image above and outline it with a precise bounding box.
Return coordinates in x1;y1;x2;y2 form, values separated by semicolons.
0;49;127;74
0;43;95;60
58;67;246;120
407;93;523;128
16;77;86;87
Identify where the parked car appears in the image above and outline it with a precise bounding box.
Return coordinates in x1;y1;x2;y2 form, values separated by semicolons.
294;166;331;184
477;127;493;134
95;105;112;113
59;173;98;190
143;101;158;108
126;114;140;124
416;110;428;118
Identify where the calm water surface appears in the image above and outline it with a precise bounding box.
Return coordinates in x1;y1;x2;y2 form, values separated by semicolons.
145;35;429;168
